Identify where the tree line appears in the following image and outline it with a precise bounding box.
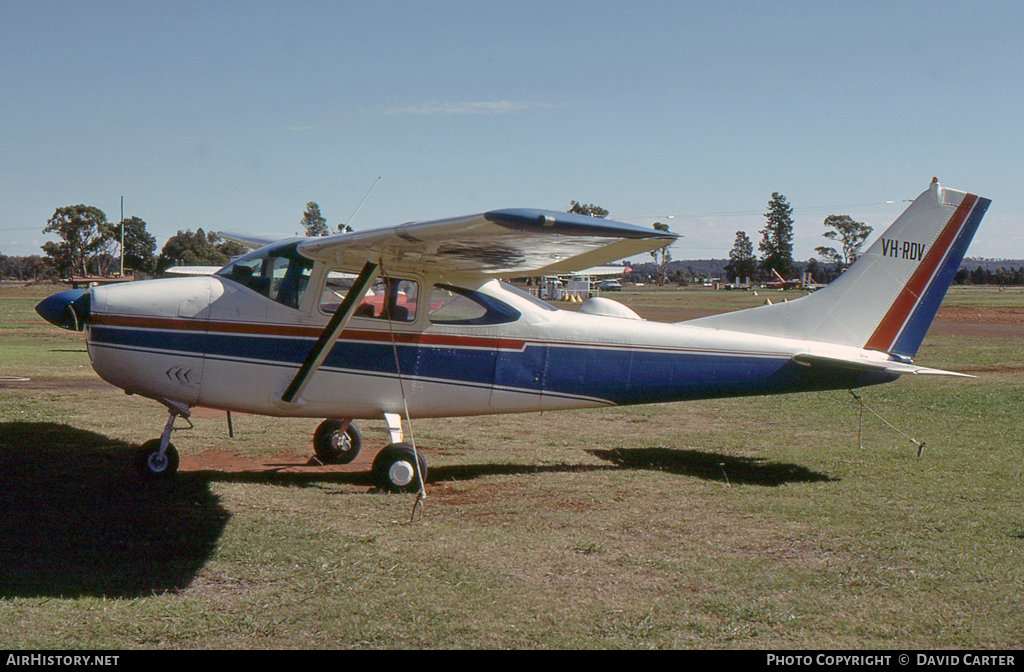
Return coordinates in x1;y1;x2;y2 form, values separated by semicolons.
954;265;1024;286
580;191;874;286
0;204;249;279
9;199;1022;286
1;200;355;281
722;193;1024;286
566;195;875;286
722;193;874;284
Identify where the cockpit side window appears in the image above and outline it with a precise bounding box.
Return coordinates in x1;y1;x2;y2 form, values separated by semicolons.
319;272;419;323
216;243;314;310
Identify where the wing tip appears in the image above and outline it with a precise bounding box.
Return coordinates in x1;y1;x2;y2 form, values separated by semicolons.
484;209;678;241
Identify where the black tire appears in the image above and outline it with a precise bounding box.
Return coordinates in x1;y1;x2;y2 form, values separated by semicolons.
371;442;427;493
137;439;179;478
313;419;362;464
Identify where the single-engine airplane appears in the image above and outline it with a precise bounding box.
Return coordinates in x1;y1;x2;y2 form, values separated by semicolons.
36;179;989;492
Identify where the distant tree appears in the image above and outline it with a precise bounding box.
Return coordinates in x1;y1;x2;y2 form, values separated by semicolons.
23;255;51;281
157;228;243;272
814;214;872;271
0;254;52;281
301;202;329;236
803;258;822;283
568;201;608;218
650;222;674;285
993;266;1017;286
112;216;157;273
220;238;247;258
724;231;757;282
42;205;115;277
759;193;794;278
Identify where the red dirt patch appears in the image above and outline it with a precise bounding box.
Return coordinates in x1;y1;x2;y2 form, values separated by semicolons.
178;445;379;492
937;305;1024;323
0;378;114;390
929;306;1024;337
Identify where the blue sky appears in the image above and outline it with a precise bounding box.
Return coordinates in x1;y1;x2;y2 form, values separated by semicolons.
3;0;1023;262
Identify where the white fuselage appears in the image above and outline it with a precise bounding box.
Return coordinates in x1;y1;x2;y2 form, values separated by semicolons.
82;270;894;420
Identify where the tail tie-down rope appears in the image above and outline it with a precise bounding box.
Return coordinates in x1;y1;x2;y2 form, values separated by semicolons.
848;389;926;457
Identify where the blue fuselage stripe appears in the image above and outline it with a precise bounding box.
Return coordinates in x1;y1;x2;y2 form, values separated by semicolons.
89;325;889;405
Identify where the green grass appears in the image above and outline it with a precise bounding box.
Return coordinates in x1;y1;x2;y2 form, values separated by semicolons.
939;285;1024;308
0;297;50;329
1;285;1023;648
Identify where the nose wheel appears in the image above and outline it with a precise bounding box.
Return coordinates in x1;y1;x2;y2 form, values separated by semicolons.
137;399;191;479
313;419;362;464
137;439;180;478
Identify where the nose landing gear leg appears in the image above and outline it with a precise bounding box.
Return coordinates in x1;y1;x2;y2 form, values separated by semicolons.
138;399;192;479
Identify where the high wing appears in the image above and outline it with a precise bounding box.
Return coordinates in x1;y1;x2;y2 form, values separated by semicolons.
293;209;676;277
220;231;297;250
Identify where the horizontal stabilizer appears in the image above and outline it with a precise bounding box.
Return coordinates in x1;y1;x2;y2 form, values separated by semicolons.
163;266;222;277
792;352;974;378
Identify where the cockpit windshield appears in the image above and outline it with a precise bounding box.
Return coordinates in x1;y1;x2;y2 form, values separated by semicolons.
215;241;314;309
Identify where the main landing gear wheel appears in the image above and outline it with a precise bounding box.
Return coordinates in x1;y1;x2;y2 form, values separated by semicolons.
313;419;362;464
371;442;427;493
137;439;179;479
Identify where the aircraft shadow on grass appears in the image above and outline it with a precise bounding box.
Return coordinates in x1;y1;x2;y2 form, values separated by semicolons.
188;446;835;490
586;447;836;487
0;424;833;598
0;422;230;599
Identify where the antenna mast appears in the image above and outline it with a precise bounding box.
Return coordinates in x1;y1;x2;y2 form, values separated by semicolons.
119;196;124;277
342;176;381;232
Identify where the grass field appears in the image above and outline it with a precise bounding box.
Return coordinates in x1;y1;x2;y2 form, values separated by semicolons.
0;283;1022;649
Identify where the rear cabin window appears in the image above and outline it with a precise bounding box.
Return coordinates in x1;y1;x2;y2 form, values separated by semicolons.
319;272;419;323
498;280;558;312
428;284;520;325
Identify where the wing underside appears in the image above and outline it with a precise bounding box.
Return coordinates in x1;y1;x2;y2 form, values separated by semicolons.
294;209;676;277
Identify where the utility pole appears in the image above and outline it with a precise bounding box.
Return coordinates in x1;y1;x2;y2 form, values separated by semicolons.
119;196;125;277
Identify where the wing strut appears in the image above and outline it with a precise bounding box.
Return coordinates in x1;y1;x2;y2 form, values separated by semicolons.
280;260;380;405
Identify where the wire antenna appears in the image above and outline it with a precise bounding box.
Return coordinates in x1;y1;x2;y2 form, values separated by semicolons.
342;176;381;231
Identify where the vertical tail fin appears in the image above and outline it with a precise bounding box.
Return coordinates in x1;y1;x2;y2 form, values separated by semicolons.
685;179;991;357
